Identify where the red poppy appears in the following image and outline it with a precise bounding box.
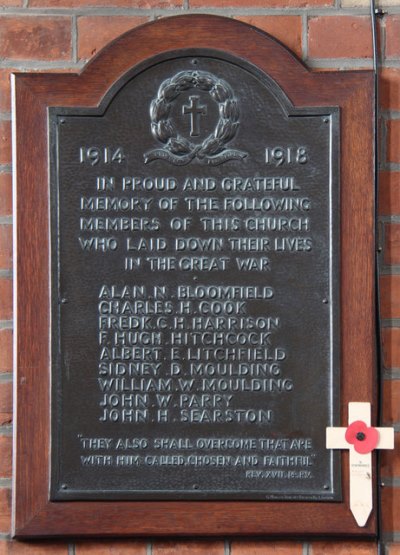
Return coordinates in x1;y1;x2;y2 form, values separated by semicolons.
345;420;379;454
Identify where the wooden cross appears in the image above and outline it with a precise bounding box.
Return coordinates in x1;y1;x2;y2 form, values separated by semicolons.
326;402;394;527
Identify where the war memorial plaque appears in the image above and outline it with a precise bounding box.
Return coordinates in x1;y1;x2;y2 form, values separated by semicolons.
13;15;376;536
50;55;340;501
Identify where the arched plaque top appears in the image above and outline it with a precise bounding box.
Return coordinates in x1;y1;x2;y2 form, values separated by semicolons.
14;13;372;112
77;15;324;111
83;14;310;81
58;48;333;122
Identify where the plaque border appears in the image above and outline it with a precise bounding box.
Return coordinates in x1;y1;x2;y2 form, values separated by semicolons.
12;14;376;537
48;51;342;503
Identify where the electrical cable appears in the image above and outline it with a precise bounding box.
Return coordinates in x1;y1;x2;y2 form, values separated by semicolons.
370;0;385;550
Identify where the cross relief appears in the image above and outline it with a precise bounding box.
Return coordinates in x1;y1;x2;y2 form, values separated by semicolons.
182;95;208;136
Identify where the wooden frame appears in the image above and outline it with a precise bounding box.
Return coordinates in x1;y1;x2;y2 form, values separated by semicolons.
12;14;375;537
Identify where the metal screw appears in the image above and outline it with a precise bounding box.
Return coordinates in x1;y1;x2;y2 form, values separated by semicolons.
59;118;66;124
323;118;329;123
322;298;329;304
374;8;386;17
61;484;68;490
323;484;330;490
193;484;199;490
61;298;68;304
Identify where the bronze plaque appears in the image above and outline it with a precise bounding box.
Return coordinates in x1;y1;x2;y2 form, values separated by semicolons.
50;52;340;501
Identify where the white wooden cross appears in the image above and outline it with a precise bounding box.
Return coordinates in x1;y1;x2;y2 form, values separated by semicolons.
326;402;394;527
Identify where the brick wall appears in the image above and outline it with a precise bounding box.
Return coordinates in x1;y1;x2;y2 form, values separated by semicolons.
0;0;399;551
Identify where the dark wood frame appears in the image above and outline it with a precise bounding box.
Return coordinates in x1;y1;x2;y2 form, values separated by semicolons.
12;14;376;537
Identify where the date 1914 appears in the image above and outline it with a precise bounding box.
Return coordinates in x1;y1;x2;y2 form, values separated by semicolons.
79;146;126;166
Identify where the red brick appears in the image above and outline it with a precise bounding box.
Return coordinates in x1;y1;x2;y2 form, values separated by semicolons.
0;174;12;218
76;542;146;555
192;0;331;6
0;17;71;61
31;0;132;4
153;542;224;555
385;223;400;265
381;432;400;477
0;437;12;479
0;329;12;373
0;225;12;271
6;542;69;554
310;543;377;554
0;279;12;321
232;542;302;554
381;275;400;319
0;121;11;166
386;16;400;59
387;544;400;554
0;488;11;535
0;382;12;426
381;69;400;111
31;0;181;7
234;16;302;58
379;172;400;216
383;327;400;369
0;70;13;113
387;120;400;164
382;486;400;533
78;16;148;61
308;16;372;58
0;0;23;5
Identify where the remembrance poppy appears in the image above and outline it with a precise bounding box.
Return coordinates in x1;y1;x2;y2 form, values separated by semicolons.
345;420;379;454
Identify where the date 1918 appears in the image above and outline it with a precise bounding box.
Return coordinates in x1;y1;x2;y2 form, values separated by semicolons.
265;147;308;166
79;146;125;166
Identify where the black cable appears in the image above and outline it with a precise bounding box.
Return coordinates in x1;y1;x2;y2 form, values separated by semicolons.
370;0;385;550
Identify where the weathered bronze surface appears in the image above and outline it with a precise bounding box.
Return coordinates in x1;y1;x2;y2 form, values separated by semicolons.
50;51;340;501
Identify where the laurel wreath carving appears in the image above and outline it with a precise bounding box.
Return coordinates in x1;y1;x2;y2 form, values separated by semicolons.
144;70;247;166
